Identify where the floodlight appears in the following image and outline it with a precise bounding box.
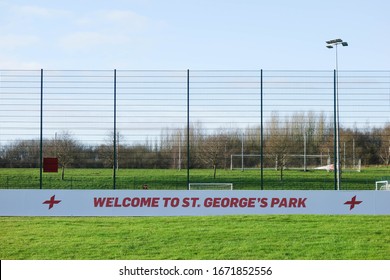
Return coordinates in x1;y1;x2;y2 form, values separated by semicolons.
326;39;348;49
325;37;349;191
326;39;343;44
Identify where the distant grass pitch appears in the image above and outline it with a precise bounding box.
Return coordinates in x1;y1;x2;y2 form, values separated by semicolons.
1;167;388;190
1;215;389;260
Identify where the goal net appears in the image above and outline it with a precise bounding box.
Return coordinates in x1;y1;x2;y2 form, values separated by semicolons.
230;154;361;172
230;154;331;171
188;183;233;190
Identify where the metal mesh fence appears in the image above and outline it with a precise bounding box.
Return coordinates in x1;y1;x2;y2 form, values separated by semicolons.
1;70;389;190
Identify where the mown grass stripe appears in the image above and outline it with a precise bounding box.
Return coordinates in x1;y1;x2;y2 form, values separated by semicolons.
1;215;389;260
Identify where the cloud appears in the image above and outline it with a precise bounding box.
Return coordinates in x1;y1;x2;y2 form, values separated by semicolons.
58;31;131;51
74;9;158;33
0;55;42;69
11;4;70;18
0;35;39;49
0;3;166;67
102;10;150;31
59;9;164;51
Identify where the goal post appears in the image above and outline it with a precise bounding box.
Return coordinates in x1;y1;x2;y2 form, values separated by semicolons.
188;183;233;190
230;154;331;171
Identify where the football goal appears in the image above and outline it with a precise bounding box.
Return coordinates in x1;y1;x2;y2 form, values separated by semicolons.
230;154;361;172
375;181;390;191
230;154;331;171
188;183;233;190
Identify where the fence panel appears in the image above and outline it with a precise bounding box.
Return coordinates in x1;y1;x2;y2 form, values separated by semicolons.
263;71;335;190
1;69;389;190
189;70;261;189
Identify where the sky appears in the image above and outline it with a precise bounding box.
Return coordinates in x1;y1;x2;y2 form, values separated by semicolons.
0;0;389;70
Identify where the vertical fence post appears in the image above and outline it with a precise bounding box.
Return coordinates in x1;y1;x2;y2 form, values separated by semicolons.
186;69;190;190
260;69;264;190
113;69;117;190
39;69;43;189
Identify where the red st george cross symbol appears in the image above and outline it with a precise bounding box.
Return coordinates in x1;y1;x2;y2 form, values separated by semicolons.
344;195;363;210
43;195;61;209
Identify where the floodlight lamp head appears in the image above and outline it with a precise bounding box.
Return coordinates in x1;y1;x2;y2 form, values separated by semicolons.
326;38;344;45
326;45;333;49
342;42;348;46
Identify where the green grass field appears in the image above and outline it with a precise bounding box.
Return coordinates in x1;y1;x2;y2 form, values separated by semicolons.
1;215;389;260
1;167;389;190
1;167;389;260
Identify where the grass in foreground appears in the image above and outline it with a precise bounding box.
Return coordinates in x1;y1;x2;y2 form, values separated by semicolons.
1;215;389;260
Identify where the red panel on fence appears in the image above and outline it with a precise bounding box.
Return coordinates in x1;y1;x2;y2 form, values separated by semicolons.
43;158;58;173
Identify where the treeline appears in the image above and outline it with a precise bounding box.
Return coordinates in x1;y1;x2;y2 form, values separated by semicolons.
1;113;390;174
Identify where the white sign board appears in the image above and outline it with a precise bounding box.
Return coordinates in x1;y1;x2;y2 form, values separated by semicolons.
0;190;389;216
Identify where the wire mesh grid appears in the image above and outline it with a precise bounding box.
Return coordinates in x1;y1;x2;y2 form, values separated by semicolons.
1;70;389;190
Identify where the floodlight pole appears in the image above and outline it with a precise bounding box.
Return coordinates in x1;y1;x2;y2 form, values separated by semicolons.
113;69;117;190
326;39;348;191
40;69;43;190
187;69;190;190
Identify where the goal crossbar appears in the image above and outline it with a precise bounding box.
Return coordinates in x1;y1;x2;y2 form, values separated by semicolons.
188;183;233;190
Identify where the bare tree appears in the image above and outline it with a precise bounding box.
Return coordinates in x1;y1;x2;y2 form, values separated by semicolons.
3;140;40;168
98;131;124;176
170;129;183;170
379;123;390;167
198;131;229;179
266;112;290;181
50;132;80;180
